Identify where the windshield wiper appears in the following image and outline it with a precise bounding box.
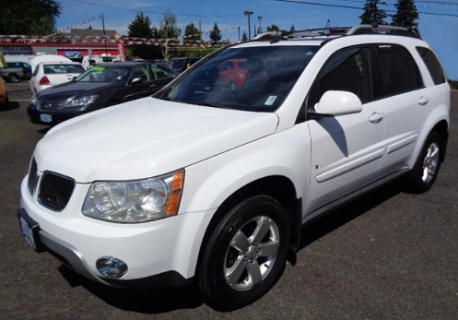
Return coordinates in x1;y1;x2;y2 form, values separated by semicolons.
193;101;225;109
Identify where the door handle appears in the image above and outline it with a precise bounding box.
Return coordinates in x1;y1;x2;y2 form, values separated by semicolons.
419;97;429;106
369;112;385;123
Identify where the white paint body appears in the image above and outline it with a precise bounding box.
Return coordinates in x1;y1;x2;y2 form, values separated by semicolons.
20;35;451;283
29;61;85;93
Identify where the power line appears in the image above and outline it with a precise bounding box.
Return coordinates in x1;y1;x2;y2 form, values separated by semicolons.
263;0;458;18
64;0;242;18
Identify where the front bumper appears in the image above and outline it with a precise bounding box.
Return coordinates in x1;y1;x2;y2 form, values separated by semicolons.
19;177;214;287
27;103;88;125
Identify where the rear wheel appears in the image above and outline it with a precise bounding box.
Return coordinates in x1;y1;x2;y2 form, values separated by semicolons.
406;131;443;193
198;195;290;310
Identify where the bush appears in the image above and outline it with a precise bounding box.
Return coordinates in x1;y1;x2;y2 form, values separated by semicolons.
448;79;458;90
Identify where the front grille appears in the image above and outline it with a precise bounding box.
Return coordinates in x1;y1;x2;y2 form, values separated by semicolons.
37;100;64;111
27;158;39;196
38;172;75;211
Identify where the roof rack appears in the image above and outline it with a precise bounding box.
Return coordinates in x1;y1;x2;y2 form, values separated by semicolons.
252;24;420;43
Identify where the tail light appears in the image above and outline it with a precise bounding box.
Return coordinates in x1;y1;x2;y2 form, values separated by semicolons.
39;76;50;85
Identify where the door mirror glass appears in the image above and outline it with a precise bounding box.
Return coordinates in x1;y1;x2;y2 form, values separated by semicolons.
314;90;362;116
130;77;143;86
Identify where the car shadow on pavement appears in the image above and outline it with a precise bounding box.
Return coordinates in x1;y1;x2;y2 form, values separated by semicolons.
37;127;50;134
296;179;403;255
0;101;20;112
58;266;205;313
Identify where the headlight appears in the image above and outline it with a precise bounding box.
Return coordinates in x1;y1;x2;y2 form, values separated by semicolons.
31;94;37;105
82;170;185;223
64;95;98;107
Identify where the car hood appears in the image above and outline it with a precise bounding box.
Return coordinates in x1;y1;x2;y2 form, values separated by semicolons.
34;98;279;182
37;82;116;101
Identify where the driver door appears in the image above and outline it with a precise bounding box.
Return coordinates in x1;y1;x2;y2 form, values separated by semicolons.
306;46;385;213
125;65;155;101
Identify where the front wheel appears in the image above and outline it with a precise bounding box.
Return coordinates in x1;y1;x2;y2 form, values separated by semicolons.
405;131;443;193
198;195;290;310
8;73;19;83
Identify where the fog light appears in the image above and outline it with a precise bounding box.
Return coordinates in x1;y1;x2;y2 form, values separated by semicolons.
96;256;128;278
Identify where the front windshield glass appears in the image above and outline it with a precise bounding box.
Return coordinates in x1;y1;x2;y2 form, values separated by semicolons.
76;65;131;83
158;46;319;112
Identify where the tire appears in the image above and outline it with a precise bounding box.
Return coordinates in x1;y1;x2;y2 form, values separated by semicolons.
8;73;19;83
405;131;443;193
198;195;290;310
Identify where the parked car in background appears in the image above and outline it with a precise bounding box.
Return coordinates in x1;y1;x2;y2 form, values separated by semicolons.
0;66;25;83
169;57;201;74
218;59;248;89
0;77;8;106
29;62;85;93
28;62;176;125
7;62;32;79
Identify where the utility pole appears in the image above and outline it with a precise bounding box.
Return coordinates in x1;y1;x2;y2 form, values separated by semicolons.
198;20;202;42
101;14;108;60
237;26;241;42
253;25;257;38
244;11;254;40
258;16;263;34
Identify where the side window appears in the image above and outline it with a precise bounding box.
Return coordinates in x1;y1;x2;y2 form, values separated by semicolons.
308;47;373;108
416;47;446;85
150;65;174;79
225;62;234;71
32;65;40;77
130;65;152;82
377;45;423;98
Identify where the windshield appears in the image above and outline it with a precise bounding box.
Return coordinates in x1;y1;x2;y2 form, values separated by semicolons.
76;65;131;83
44;64;85;74
158;46;319;112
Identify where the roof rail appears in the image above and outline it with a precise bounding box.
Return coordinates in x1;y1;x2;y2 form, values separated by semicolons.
347;24;420;38
251;24;420;44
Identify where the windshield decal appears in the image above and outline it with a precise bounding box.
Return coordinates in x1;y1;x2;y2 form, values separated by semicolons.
91;66;106;72
265;96;277;106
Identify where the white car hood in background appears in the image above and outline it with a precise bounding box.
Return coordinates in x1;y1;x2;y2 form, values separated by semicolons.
34;98;279;182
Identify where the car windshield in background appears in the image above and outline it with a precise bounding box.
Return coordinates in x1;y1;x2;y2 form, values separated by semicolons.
170;59;186;70
76;66;131;83
44;64;85;74
158;46;319;112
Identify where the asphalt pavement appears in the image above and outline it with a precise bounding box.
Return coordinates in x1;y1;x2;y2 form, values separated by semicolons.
0;82;457;320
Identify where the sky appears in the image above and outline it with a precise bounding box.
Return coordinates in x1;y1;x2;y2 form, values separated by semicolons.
56;0;458;79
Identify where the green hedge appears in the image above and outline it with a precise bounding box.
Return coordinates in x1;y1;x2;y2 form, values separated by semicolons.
449;79;458;90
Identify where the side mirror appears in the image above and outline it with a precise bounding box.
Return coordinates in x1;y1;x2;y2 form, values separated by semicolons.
129;77;143;86
72;76;77;81
312;91;363;118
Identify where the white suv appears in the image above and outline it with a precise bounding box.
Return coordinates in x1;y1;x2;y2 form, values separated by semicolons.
19;25;450;310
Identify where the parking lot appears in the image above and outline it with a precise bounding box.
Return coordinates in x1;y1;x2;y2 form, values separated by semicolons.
0;82;457;320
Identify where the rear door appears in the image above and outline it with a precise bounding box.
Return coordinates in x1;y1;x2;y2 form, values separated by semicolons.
374;44;428;176
307;46;385;213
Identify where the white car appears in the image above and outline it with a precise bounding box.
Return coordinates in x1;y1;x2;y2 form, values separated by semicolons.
19;25;450;310
29;62;85;93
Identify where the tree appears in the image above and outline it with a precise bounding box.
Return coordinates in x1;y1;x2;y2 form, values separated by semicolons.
241;31;248;42
290;25;296;33
209;23;222;44
360;0;388;25
184;23;200;41
392;0;419;32
128;12;153;38
0;0;61;35
267;24;280;32
157;10;181;39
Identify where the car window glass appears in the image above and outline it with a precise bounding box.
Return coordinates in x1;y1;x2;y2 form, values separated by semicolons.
377;45;423;98
44;64;85;74
159;46;319;112
416;47;446;85
150;65;175;79
32;66;40;76
308;47;373;108
225;62;234;71
131;66;152;82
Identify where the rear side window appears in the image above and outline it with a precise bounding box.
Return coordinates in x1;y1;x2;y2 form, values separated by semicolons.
44;64;85;74
308;46;374;107
416;47;446;85
377;45;423;98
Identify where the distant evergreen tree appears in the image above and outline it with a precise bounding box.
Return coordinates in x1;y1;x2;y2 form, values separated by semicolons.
360;0;388;25
184;23;200;41
392;0;419;32
241;31;248;42
128;12;153;38
209;23;222;44
290;25;296;33
267;24;280;32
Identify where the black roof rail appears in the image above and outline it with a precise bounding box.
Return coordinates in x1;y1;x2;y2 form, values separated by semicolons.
347;24;421;38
